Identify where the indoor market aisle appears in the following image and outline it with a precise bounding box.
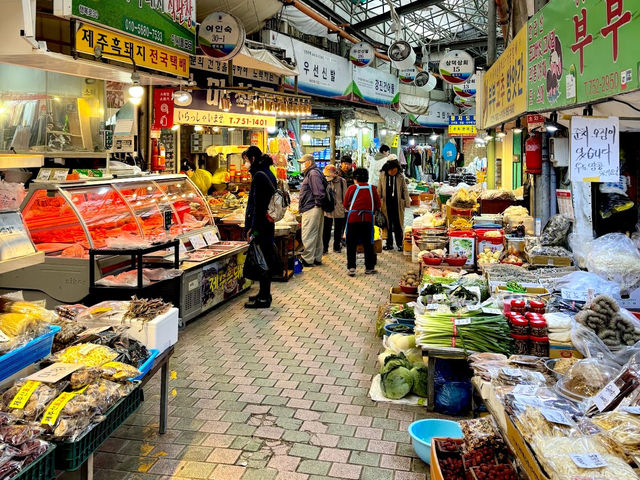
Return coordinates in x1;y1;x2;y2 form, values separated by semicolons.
94;250;433;480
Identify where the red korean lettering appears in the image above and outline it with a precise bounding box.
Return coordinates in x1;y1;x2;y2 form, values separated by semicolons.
150;48;158;64
600;0;631;62
160;51;168;66
179;57;187;72
570;8;593;74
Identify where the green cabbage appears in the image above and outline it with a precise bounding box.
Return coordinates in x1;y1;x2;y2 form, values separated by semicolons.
381;366;413;399
410;366;429;397
380;353;411;374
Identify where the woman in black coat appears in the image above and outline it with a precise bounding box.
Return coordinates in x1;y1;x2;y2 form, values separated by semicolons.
243;146;280;308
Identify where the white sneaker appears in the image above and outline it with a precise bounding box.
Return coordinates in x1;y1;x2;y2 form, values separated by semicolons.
348;268;356;276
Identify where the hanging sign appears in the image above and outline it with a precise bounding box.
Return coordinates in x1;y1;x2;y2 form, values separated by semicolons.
199;12;245;61
75;23;189;77
443;141;458;162
399;68;417;84
409;101;458;127
152;88;175;130
454;96;474;109
190;56;279;86
448;115;477;138
55;0;196;54
350;66;399;106
570;116;619;183
349;42;375;67
482;26;527;128
453;74;477;98
527;0;640;111
527;114;546;130
438;50;474;84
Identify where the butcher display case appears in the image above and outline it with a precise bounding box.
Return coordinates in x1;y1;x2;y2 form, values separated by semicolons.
0;175;249;321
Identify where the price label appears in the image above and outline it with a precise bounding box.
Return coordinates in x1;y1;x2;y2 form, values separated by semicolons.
455;318;471;326
203;231;219;245
502;368;524;377
163;210;172;231
189;234;207;250
51;169;69;182
27;363;82;384
623;406;640;415
513;394;544;408
481;308;502;315
426;304;439;310
512;384;538;396
561;288;588;301
540;407;573;426
531;371;546;383
179;241;188;255
569;453;608;469
36;168;53;181
593;381;621;412
433;294;447;301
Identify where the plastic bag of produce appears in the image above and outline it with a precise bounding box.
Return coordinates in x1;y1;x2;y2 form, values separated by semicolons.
585;233;640;292
190;169;213;195
552;271;620;298
540;214;572;246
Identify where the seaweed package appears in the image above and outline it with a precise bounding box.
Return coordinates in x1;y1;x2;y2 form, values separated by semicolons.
107;334;150;368
0;379;66;422
540;214;572;246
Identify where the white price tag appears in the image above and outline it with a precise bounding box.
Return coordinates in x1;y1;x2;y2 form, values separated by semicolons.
513;394;544;408
454;318;471;326
203;231;219;245
51;169;69;182
27;363;82;383
569;453;607;469
179;241;188;255
426;304;439;310
433;294;447;301
539;407;573;426
561;288;588;301
593;381;621;412
36;168;53;181
502;368;524;377
481;307;502;315
623;406;640;415
512;384;538;396
189;234;207;250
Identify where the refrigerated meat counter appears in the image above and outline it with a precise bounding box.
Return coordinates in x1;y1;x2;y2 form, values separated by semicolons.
0;174;249;322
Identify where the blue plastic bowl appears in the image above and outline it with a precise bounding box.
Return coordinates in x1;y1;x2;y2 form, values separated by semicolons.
392;316;415;326
408;419;463;465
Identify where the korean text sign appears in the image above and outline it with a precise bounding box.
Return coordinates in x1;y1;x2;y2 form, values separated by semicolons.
527;0;639;111
482;26;527;128
570;116;619;183
448;115;478;138
75;24;189;77
59;0;196;54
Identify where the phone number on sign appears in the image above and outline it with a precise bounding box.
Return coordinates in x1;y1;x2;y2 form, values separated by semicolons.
124;18;164;43
584;72;619;97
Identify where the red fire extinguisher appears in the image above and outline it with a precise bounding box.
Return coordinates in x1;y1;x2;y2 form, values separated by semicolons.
525;134;542;174
151;138;166;171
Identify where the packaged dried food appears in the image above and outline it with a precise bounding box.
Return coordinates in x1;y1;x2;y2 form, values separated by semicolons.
591;410;640;455
558;358;620;399
540;214;572;246
0;380;65;422
51;319;87;353
0;425;42;446
69;368;102;390
512;406;576;445
52;343;118;367
511;334;529;355
0;313;39;338
55;304;87;321
75;301;127;323
99;362;141;382
496;367;546;386
509;316;529;336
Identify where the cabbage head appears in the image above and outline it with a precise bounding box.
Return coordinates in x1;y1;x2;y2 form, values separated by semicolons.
380;353;410;374
410;366;429;397
381;366;413;399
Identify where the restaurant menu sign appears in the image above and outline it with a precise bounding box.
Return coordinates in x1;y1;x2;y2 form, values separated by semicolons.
56;0;196;54
528;0;640;111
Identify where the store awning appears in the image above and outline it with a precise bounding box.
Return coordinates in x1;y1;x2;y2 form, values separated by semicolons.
231;46;299;77
553;91;640;132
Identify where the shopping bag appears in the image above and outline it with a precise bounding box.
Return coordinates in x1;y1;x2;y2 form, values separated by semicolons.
243;239;269;280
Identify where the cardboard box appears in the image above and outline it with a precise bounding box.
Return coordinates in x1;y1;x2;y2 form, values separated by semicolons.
389;286;418;304
527;254;573;267
504;414;550;480
549;341;583;359
495;285;549;296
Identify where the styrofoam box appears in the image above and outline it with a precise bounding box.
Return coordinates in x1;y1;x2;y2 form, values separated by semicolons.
120;307;179;353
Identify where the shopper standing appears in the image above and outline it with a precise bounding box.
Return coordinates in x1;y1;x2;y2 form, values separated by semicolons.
343;168;381;276
339;155;355;187
243;146;280;309
378;157;411;252
298;154;326;267
370;144;391;182
322;164;347;253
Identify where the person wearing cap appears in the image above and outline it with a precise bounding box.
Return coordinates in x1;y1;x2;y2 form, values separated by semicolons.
378;157;411;251
339;155;355;187
322;164;347;254
298;154;326;267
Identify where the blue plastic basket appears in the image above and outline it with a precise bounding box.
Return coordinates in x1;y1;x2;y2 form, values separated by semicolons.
133;349;159;381
0;326;60;382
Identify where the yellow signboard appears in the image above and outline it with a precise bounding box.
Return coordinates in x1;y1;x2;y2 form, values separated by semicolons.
75;24;189;78
448;125;478;137
482;26;527;128
174;109;276;128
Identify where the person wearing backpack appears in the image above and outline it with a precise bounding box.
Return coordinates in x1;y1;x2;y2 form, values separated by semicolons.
298;154;330;267
322;164;347;254
343;168;381;276
243;147;281;309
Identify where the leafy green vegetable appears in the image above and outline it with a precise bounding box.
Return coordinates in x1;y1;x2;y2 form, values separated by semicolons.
506;281;526;293
410;366;429;397
381;366;414;399
381;353;411;374
391;305;415;320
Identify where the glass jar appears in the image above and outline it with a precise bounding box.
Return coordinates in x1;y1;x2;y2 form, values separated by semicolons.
530;335;549;357
529;300;546;314
509;316;530;336
529;318;548;337
511;334;530;355
511;300;526;315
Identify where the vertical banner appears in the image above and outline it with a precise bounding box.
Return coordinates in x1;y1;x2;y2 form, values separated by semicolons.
152;88;175;130
570;116;619;182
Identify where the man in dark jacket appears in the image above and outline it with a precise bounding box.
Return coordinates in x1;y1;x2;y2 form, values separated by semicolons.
298;154;326;267
339;155;355;187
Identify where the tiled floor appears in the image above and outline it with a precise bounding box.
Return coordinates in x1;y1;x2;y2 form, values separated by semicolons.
93;247;437;480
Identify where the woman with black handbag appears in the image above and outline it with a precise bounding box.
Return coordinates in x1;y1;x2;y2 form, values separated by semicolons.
243;146;281;309
378;157;411;252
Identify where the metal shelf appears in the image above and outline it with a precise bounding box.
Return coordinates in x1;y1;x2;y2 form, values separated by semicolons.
0;251;45;275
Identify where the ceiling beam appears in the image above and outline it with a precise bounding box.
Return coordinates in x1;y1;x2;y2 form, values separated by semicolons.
350;0;444;31
426;35;504;49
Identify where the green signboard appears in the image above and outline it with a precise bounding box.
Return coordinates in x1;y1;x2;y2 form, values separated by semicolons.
527;0;640;111
57;0;196;54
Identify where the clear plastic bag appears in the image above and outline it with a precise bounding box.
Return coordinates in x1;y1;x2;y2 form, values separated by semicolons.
552;271;621;298
540;214;572;246
571;321;640;367
585;233;640;292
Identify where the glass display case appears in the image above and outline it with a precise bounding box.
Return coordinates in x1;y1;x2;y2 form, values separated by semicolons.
22;175;213;257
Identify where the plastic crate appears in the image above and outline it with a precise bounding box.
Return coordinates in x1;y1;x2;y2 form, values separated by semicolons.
13;445;56;480
133;349;159;381
55;387;143;471
0;326;60;382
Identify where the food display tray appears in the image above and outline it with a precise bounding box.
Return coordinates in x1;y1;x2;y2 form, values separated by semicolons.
55;386;143;471
13;445;56;480
0;326;60;382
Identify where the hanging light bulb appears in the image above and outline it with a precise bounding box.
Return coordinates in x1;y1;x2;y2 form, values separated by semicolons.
513;118;523;134
430;131;439;141
129;96;143;105
194;125;203;132
381;129;387;136
171;124;180;131
128;84;144;99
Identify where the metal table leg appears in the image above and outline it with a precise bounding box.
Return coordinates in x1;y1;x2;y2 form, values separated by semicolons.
159;359;169;434
79;454;94;480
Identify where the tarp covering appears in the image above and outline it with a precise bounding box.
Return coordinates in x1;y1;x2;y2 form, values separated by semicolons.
279;5;339;42
232;46;299;77
398;93;430;115
197;0;282;34
377;107;403;131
